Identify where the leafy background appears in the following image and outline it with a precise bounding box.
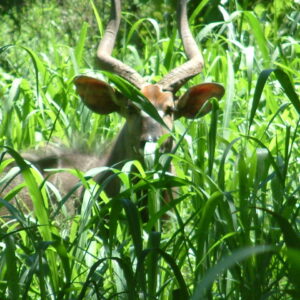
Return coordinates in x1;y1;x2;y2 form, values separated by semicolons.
0;0;299;299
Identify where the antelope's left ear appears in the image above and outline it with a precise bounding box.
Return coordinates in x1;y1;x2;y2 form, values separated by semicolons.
74;75;123;115
174;83;225;119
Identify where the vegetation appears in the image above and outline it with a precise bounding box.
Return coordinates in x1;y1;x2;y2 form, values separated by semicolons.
0;0;300;299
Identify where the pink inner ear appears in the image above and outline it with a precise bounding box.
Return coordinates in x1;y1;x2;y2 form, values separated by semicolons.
74;75;120;115
176;83;225;119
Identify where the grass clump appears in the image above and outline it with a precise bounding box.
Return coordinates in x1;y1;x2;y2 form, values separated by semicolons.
1;0;300;299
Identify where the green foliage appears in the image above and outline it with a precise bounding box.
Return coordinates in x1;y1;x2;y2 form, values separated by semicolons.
0;0;300;299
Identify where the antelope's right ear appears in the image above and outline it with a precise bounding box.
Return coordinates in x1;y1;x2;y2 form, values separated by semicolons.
175;83;225;119
74;75;123;114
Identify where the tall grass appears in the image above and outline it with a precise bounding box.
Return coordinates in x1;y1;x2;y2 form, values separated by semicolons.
0;0;300;299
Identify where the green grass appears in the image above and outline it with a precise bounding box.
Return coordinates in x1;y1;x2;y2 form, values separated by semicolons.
0;0;300;299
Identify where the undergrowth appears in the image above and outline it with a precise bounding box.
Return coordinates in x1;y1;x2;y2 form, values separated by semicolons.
0;0;299;299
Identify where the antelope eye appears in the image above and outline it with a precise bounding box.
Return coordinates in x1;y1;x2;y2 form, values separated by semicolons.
165;106;174;116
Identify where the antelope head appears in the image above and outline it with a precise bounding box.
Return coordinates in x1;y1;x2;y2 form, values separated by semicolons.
74;0;225;164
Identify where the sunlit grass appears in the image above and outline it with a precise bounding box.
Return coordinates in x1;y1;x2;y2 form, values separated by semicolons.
0;0;300;299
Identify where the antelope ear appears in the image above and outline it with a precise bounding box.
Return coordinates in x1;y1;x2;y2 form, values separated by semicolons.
175;83;225;119
74;75;123;114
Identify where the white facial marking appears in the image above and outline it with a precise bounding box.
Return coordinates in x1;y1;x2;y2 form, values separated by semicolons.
144;141;157;168
158;110;164;118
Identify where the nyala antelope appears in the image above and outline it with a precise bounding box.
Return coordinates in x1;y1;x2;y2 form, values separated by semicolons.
0;0;224;219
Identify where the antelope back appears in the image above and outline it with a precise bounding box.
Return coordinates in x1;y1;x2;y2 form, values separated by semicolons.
0;148;104;217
